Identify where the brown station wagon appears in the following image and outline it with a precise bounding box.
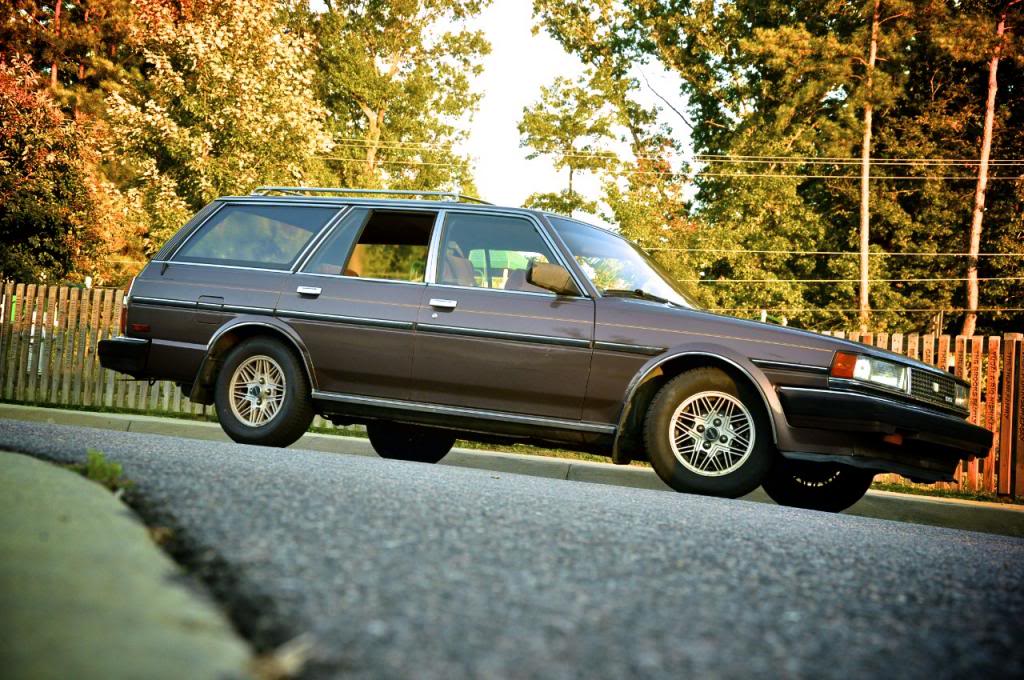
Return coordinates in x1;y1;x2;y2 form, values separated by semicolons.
99;187;992;512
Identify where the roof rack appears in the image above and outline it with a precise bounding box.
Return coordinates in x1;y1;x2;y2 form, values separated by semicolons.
251;186;493;205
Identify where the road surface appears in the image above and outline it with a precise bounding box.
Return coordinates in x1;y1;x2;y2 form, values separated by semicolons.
1;419;1021;679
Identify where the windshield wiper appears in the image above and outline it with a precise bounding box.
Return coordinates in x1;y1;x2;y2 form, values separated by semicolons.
603;288;673;305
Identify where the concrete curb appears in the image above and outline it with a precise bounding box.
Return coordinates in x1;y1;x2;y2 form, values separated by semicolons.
0;450;251;679
1;403;1022;537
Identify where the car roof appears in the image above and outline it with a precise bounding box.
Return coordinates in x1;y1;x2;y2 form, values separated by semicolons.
218;193;547;220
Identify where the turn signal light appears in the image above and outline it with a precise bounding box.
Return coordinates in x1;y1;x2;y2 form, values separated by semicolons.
830;351;858;378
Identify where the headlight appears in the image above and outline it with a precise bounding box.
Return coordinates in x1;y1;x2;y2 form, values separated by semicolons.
831;352;909;392
954;383;969;409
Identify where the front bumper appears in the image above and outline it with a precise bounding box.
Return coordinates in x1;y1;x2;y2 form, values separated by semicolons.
98;336;150;379
777;386;992;482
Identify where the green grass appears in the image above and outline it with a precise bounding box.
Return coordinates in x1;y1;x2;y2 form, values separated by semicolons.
870;480;1023;505
70;448;133;493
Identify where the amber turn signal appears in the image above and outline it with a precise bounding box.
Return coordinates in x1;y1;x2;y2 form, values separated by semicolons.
830;351;858;379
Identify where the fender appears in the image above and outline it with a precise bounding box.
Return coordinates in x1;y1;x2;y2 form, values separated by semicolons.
189;315;317;403
611;344;784;463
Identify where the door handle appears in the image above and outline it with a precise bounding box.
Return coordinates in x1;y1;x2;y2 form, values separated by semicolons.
429;298;458;310
296;286;322;297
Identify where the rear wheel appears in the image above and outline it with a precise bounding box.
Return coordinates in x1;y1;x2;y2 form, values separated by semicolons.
214;337;314;447
762;459;875;512
366;421;456;464
644;367;774;498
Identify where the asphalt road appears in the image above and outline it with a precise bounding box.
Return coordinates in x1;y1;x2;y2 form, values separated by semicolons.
2;419;1022;680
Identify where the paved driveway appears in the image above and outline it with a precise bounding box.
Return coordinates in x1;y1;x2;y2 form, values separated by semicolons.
1;419;1022;679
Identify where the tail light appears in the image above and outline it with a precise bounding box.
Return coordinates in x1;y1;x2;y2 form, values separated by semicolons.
121;276;136;335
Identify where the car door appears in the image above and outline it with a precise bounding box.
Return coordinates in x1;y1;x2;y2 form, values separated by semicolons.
279;207;438;400
132;200;341;384
411;211;594;421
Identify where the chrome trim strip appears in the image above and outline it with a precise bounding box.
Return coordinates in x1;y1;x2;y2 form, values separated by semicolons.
278;309;414;331
593;341;666;356
424;209;446;285
132;296;194;309
222;304;274;316
750;359;829;374
779;386;973;423
106;336;149;345
311;390;617;434
150;260;290;274
425;282;586;300
417;323;590;348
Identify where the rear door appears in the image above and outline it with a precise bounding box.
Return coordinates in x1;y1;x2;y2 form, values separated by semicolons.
279;207;439;400
131;200;340;383
411;211;594;420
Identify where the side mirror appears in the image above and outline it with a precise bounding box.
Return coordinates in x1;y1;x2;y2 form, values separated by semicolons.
527;261;580;297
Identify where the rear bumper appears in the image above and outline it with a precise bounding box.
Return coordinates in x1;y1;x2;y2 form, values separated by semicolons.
98;336;150;379
777;386;992;482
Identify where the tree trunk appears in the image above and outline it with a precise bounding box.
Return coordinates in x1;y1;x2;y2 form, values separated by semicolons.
50;0;63;90
859;0;881;332
962;3;1016;337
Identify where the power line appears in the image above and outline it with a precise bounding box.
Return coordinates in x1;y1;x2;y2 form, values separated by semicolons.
646;248;1023;257
688;276;1024;283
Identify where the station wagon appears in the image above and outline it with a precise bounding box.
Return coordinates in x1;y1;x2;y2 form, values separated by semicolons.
99;187;992;512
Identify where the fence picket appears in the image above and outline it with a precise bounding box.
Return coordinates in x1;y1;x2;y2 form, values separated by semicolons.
967;338;983;490
984;337;1001;493
13;285;38;402
999;335;1021;495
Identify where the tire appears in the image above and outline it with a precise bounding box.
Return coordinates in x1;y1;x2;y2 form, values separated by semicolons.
214;336;314;447
762;459;875;513
644;367;774;497
366;421;455;464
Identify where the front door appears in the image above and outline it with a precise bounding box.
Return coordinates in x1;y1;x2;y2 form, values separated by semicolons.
279;207;438;400
411;211;594;420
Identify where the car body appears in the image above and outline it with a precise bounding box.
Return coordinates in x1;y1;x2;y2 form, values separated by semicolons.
99;187;992;511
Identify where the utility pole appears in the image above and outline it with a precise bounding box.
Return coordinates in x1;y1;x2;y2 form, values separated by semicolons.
859;0;881;332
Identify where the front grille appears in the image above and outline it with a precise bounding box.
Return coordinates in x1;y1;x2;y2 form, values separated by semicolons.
910;369;959;410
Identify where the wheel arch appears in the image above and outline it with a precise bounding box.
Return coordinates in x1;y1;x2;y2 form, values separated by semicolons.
189;317;316;404
612;347;782;464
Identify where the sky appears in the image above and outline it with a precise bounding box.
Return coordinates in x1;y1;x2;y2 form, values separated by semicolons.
311;0;689;217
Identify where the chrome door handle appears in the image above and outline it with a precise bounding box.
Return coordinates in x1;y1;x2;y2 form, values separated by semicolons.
296;286;322;297
429;298;458;310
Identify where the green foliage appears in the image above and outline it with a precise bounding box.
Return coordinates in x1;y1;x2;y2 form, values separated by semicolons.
297;0;491;193
534;0;1024;332
105;0;332;240
0;57;97;282
77;448;131;492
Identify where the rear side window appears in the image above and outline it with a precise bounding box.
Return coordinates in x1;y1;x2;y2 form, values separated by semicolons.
342;211;436;282
173;204;337;269
438;213;555;293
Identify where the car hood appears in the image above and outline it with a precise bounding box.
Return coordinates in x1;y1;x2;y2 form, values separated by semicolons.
600;298;958;380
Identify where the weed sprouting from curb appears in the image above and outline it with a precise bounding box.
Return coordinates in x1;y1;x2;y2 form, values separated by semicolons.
69;449;134;494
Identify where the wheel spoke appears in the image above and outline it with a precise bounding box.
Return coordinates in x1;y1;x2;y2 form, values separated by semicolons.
668;390;756;478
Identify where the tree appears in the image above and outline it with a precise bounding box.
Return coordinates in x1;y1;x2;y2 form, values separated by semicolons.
0;57;97;282
962;0;1021;336
296;0;490;193
104;0;332;251
518;74;618;215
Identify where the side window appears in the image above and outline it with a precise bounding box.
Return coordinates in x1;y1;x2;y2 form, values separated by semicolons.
438;213;556;293
343;211;435;282
302;209;369;276
174;204;337;269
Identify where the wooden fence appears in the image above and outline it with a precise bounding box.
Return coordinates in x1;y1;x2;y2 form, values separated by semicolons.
2;282;1022;497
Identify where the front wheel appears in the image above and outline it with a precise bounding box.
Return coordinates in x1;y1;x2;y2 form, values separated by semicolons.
214;337;314;447
761;459;875;512
644;367;774;498
366;421;456;464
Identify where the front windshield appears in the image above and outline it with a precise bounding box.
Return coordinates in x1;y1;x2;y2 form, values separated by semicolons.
549;217;701;309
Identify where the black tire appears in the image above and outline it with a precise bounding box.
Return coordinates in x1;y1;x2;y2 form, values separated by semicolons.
644;367;774;497
366;421;455;464
214;336;314;447
762;459;875;512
